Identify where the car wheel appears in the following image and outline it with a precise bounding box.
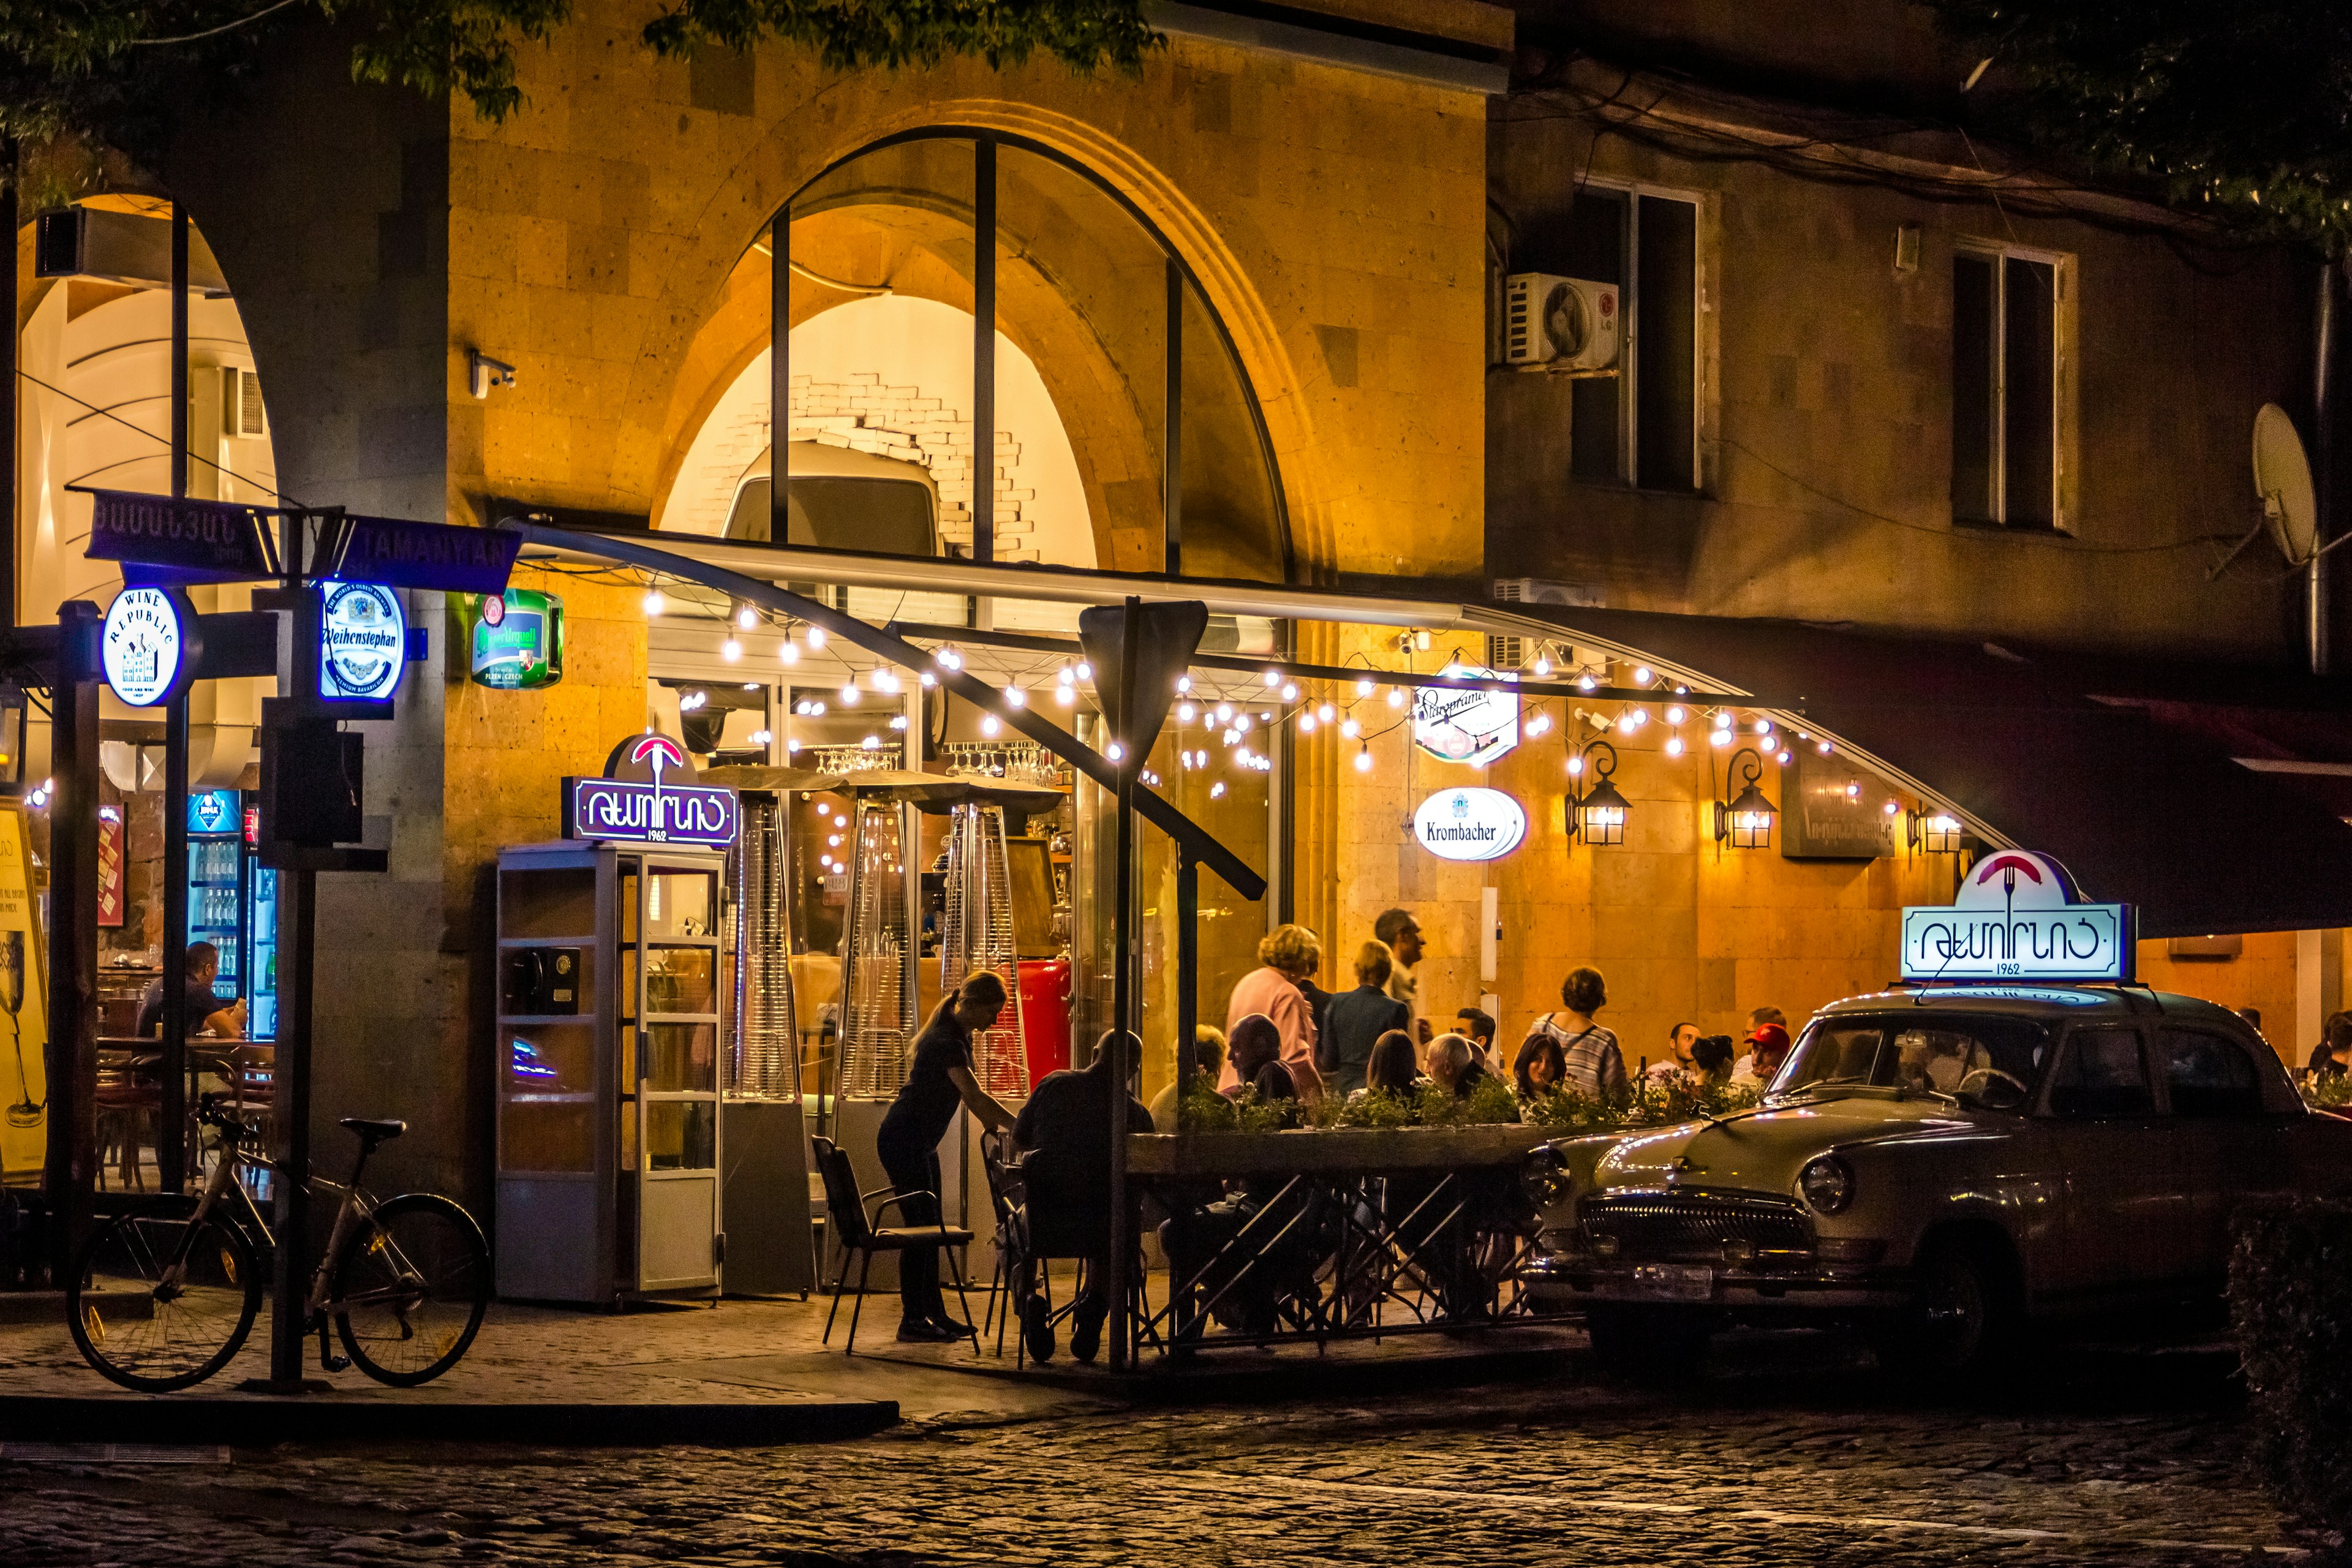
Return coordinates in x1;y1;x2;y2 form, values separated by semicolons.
1876;1243;2011;1381
1585;1305;1711;1383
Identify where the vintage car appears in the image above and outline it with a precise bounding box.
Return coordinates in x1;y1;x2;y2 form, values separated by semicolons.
1526;984;2352;1375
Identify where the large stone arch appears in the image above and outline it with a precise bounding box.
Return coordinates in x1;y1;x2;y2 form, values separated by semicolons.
630;98;1324;579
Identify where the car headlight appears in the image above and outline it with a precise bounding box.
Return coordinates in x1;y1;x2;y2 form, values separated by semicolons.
1798;1155;1854;1215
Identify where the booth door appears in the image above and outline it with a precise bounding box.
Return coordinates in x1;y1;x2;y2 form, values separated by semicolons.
625;854;723;1293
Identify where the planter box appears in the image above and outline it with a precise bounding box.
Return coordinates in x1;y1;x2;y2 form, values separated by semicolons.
1126;1123;1553;1178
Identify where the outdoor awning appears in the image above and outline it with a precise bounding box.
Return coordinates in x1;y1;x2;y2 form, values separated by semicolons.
1483;601;2352;940
511;523;2352;938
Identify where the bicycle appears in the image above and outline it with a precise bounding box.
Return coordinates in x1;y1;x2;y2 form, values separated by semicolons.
66;1094;491;1393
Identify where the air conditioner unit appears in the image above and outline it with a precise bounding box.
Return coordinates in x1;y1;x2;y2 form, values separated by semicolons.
1504;273;1619;369
222;367;266;439
1494;577;1604;609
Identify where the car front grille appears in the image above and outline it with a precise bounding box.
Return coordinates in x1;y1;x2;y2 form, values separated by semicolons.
1578;1191;1816;1263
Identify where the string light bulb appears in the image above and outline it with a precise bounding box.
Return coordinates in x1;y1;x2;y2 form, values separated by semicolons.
1177;702;1197;722
1075;662;1091;682
642;587;666;617
736;605;756;630
980;714;1000;737
1263;668;1281;687
1666;734;1685;757
1339;717;1360;739
807;626;826;650
1534;654;1551;677
1665;705;1686;725
779;640;801;665
1055;683;1076;707
1355;677;1376;698
1280;682;1298;702
1387;687;1406;709
1354;743;1373;772
720;638;742;662
1634;666;1653;685
838;683;860;706
1005;685;1026;708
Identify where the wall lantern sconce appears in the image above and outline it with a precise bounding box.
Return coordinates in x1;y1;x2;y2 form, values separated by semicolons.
1713;747;1775;850
1906;809;1962;854
1567;739;1629;846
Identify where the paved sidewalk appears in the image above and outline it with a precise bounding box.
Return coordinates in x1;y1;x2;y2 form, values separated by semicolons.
0;1281;1585;1444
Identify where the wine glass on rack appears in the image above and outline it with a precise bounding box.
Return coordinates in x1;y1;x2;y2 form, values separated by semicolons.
1;931;37;1129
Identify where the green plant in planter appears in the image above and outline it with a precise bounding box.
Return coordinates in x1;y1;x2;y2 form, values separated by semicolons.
2301;1073;2352;1110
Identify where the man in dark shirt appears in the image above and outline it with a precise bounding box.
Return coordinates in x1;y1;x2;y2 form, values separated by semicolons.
875;972;1018;1342
1224;1012;1297;1102
135;942;243;1039
1008;1032;1153;1363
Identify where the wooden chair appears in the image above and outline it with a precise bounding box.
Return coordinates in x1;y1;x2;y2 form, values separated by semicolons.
809;1134;977;1355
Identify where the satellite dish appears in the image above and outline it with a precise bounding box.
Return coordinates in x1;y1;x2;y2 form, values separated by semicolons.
2254;402;2319;565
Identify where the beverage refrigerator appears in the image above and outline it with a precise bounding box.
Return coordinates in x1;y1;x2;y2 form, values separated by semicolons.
183;789;278;1040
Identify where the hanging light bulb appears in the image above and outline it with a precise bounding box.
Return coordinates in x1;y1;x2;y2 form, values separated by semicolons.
779;639;801;665
1263;668;1281;687
1210;781;1227;799
1754;717;1772;735
1616;711;1636;736
1075;662;1091;681
1005;685;1026;708
736;604;756;630
721;638;742;662
839;682;860;706
1058;666;1076;687
1107;742;1125;762
862;734;881;750
1776;748;1792;766
827;834;842;848
1280;682;1298;702
1234;714;1251;733
1316;702;1335;723
1633;707;1651;726
1634;666;1653;685
1387;687;1406;709
874;669;901;693
1665;705;1686;725
1710;726;1730;747
890;715;909;731
751;729;772;747
981;714;1000;737
1666;734;1685;757
1215;703;1234;723
1175;674;1191;694
1817;739;1833;755
919;670;936;687
1177;702;1196;722
1355;677;1376;698
1567;753;1585;777
1577;672;1597;692
1298;712;1317;733
805;625;826;650
834;813;848;828
1354;743;1373;772
1055;684;1075;707
1339;717;1360;739
1534;654;1551;677
642;587;666;617
786;737;803;754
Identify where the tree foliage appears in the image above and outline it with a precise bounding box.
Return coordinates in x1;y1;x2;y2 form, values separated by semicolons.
0;0;1154;165
1921;0;2352;253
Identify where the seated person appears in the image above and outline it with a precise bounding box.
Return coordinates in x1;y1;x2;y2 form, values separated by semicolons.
1689;1035;1736;1086
1356;1029;1423;1101
1010;1031;1153;1363
1513;1033;1565;1101
1455;1008;1500;1073
1149;1025;1226;1127
1223;1014;1298;1104
1427;1033;1489;1099
135;941;244;1039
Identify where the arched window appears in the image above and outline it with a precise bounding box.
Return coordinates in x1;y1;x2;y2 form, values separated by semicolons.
673;130;1289;589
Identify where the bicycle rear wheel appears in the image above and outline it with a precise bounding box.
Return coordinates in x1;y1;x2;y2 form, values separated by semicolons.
332;1193;490;1387
68;1203;260;1392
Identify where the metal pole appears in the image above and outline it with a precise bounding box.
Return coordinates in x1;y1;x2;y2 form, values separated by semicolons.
0;137;18;631
770;208;788;549
1174;853;1196;1111
159;701;187;1191
42;603;99;1281
1164;258;1182;576
264;510;318;1387
1106;598;1139;1371
2314;256;2339;676
159;200;191;1192
972;137;996;569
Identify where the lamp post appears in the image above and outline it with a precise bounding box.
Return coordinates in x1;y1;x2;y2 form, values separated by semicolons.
1714;747;1776;850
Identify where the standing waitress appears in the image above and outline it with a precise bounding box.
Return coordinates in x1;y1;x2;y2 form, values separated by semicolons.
875;971;1019;1342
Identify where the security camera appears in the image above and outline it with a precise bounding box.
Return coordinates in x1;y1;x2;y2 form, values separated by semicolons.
468;351;517;399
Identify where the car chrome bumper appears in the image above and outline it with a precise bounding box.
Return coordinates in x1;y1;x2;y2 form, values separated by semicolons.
1523;1253;1906;1311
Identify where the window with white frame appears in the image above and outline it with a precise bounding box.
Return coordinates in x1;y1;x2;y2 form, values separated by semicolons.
1951;245;2067;529
1561;184;1701;492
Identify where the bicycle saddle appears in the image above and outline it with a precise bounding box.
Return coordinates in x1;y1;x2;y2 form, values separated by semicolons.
339;1117;407;1144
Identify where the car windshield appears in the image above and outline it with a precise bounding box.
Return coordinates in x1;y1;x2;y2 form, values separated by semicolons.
1770;1012;2055;1110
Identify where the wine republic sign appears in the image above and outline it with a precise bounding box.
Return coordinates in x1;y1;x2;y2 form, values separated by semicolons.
1413;787;1527;862
564;733;739;850
1901;851;2134;984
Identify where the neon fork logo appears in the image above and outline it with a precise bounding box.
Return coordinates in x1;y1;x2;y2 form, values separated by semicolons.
630;734;687;794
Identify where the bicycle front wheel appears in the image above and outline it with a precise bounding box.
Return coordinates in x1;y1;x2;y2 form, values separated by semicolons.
332;1193;490;1386
68;1203;260;1392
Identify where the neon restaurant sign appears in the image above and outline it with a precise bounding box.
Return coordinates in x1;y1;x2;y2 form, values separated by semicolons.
563;733;739;850
1899;851;2134;984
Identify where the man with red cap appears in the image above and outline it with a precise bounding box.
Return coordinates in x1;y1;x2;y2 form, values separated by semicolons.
1733;1006;1792;1088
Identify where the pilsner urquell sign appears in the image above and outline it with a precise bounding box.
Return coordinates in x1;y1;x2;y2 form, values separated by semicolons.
1900;851;2134;984
563;733;739;850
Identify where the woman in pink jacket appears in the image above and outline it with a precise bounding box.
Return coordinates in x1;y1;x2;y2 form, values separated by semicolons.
1221;923;1326;1102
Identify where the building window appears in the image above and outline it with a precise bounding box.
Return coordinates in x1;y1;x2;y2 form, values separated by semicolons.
1562;186;1700;492
1952;247;2064;529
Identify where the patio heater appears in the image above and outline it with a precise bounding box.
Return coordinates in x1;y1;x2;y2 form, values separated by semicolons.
938;801;1030;1097
831;796;920;1105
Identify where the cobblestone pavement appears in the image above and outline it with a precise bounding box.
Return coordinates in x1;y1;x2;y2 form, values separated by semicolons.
0;1330;2315;1566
